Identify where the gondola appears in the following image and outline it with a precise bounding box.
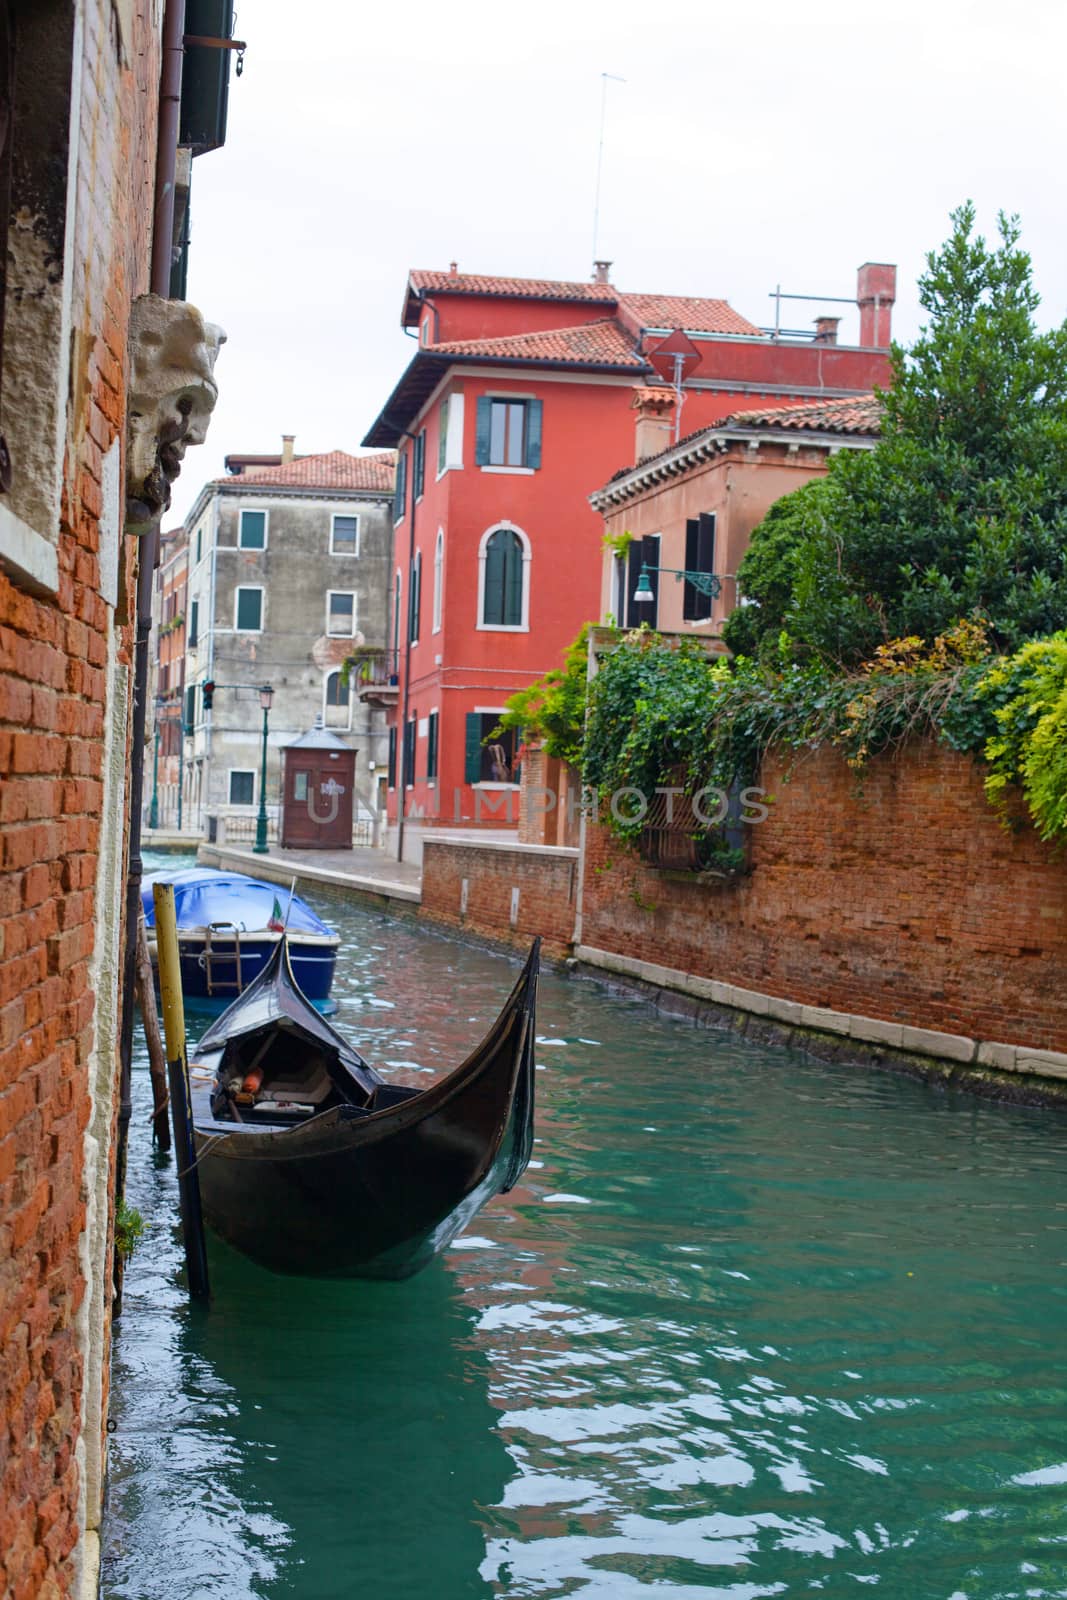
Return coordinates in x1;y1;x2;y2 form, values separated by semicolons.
187;937;539;1279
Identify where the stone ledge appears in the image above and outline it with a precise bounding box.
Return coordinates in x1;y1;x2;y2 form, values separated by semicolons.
573;943;1067;1092
425;835;580;861
197;845;421;906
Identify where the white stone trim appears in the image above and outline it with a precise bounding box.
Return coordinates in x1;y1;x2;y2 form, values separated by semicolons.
0;503;60;595
476;521;531;633
572;945;1067;1081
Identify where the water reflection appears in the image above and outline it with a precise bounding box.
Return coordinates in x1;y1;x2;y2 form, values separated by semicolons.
105;866;1067;1599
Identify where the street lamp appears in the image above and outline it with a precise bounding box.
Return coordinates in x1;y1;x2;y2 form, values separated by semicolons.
632;563;722;606
253;683;274;855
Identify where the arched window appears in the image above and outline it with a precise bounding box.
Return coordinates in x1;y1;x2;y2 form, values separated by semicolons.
324;670;350;728
432;528;444;633
479;524;529;629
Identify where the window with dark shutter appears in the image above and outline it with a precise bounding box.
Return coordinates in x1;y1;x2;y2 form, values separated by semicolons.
387;726;397;789
239;509;266;548
683;513;716;621
188;598;199;646
414;430;425;499
426;711;439;781
625;535;660;627
393;452;407;522
184;684;197;733
403;717;416;788
482;528;523;626
408;552;421;642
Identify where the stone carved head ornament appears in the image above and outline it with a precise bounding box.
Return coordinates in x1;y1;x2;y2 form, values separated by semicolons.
125;294;226;531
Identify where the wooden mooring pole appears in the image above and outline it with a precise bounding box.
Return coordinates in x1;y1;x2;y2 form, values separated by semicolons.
135;909;171;1151
152;882;210;1300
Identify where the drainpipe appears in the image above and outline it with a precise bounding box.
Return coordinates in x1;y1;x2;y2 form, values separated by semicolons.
115;0;186;1212
396;431;418;864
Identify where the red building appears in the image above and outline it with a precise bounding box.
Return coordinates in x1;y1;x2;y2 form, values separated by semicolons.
363;262;895;861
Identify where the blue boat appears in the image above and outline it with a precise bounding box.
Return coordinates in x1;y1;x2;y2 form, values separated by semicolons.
141;868;340;1005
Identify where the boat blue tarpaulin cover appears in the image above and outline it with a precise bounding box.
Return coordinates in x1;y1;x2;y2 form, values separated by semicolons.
141;869;334;936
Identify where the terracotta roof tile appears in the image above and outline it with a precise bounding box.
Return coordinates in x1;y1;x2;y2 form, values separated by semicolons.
725;394;882;433
621;293;763;337
409;269;617;303
599;394;881;491
215;449;397;492
632;385;676;408
429;318;646;369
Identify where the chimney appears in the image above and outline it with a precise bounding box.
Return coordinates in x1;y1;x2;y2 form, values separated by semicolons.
448;261;458;275
632;387;674;463
857;262;896;348
593;260;612;284
281;434;295;464
813;316;840;345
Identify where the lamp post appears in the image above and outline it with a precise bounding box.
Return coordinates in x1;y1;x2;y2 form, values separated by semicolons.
253;683;274;854
632;563;722;607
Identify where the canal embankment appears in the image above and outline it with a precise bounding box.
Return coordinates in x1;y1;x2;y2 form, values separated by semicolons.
184;738;1067;1105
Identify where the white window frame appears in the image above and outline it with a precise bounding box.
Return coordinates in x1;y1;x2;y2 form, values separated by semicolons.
323;669;353;731
234;585;264;633
476;522;531;634
436;392;465;479
330;511;361;557
432;527;444;634
239;507;269;551
228;768;257;806
327;589;357;637
471;705;520;790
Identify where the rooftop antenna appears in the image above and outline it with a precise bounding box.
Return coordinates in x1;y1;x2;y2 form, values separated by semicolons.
592;72;626;267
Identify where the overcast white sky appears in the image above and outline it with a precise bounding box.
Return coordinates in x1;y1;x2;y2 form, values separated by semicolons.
174;0;1066;524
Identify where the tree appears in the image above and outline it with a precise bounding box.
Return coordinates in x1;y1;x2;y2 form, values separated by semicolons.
721;478;832;659
731;204;1067;664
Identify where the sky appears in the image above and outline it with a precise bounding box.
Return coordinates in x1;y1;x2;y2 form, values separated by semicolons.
174;0;1067;524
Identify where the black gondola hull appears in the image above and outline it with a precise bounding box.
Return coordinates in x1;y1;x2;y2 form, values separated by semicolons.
189;942;538;1279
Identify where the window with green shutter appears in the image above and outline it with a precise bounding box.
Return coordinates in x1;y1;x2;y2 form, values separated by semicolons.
235;587;263;631
414;430;425;499
184;683;196;734
239;509;266;549
393;451;407;522
437;397;449;474
408;552;421;642
464;712;518;785
188;598;199;646
482;528;524;626
475;397;543;469
426;711;439;781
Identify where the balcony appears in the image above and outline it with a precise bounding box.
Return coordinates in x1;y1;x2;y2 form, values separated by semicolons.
350;648;400;708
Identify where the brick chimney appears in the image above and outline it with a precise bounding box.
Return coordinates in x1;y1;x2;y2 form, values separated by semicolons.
813;316;840;345
593;260;612;284
281;434;295;463
857;263;896;348
632;386;674;462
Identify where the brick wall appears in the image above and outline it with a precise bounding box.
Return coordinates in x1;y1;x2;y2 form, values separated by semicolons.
581;744;1067;1053
421;839;578;958
0;3;160;1594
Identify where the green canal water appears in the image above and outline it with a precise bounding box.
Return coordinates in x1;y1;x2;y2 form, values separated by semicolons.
104;864;1067;1598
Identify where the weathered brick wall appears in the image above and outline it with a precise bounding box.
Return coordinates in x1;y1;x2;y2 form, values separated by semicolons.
0;3;160;1594
420;839;578;958
581;744;1067;1052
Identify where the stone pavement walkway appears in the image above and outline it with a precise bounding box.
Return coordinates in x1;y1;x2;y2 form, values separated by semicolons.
196;839;423;906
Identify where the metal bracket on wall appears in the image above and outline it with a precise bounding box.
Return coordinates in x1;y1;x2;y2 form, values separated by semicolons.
183;34;247;75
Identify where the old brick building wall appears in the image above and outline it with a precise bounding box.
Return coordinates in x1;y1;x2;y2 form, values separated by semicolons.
580;744;1067;1055
421;838;578;958
422;741;1067;1065
0;2;162;1594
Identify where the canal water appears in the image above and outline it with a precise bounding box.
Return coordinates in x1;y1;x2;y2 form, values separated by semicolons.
104;861;1067;1598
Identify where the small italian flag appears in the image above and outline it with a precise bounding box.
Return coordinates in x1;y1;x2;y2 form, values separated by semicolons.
267;896;285;933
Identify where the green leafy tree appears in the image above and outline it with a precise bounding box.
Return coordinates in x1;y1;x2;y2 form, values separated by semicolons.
721;479;832;659
732;204;1067;664
495;624;598;767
